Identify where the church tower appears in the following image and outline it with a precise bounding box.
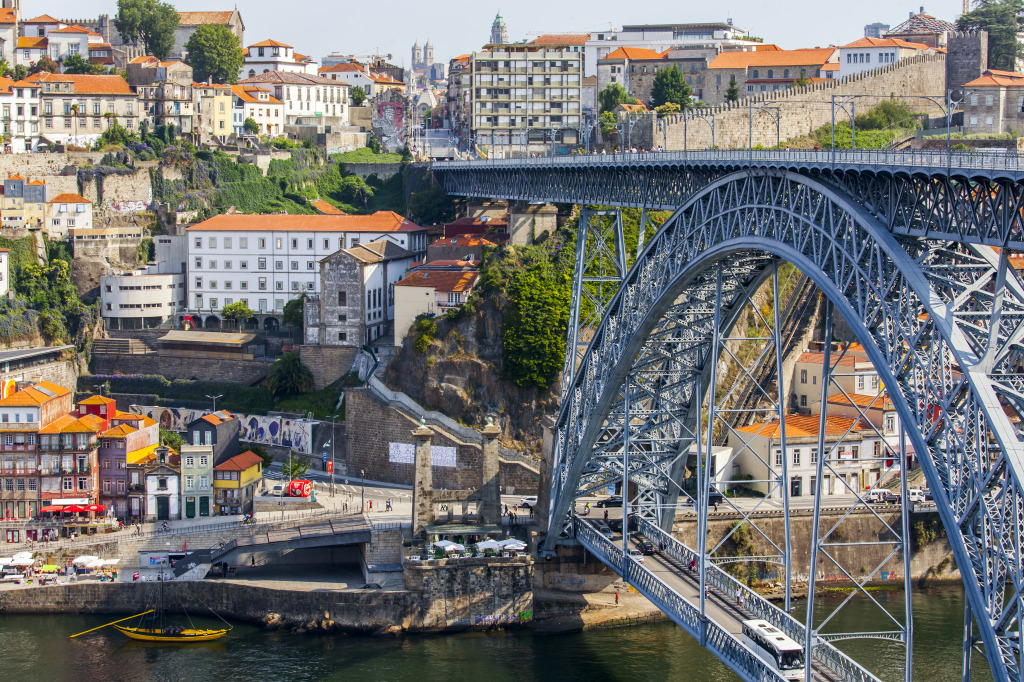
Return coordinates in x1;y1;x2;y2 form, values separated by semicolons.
412;41;422;70
424;39;434;65
490;11;508;44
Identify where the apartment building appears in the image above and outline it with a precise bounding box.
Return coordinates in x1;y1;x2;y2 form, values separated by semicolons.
186;212;428;325
1;174;47;229
241;39;318;80
180;444;214;518
231;84;283;136
126;56;195;136
195;81;232;143
46;192;93;238
237;71;349;125
465;43;583;153
318;61;403;97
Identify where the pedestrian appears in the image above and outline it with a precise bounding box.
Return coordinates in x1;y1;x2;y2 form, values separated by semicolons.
603;510;609;522
615;591;619;605
368;500;373;512
250;555;256;567
529;505;534;518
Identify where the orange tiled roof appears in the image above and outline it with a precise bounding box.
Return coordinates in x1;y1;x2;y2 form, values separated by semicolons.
319;62;365;73
964;70;1024;88
709;48;837;70
178;11;234;25
616;102;648;112
231;84;283;104
827;392;895;411
396;270;478;293
7;173;23;180
27;72;132;95
795;351;857;367
215;450;264;471
841;36;931;50
18;37;48;49
249;39;292;48
601;46;666;62
78;395;115;406
0;8;16;23
430;235;496;248
311;199;344;215
49;24;92;34
26;180;45;185
200;410;234;426
49;193;91;204
734;414;870;438
38;413;104;434
24;14;61;23
0;382;70;407
188;211;425;234
532;33;590;46
0;77;15;95
820;63;840;71
101;423;137;438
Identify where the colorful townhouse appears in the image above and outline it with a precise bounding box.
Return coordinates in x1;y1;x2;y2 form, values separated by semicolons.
180;444;215;518
213;450;263;515
89;397;159;518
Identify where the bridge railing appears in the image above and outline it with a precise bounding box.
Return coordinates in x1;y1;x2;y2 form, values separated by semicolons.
575;518;786;682
637;519;877;682
432;147;1024;174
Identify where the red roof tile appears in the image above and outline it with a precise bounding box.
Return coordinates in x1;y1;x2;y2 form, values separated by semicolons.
215;450;264;471
396;270;478;292
188;212;425;233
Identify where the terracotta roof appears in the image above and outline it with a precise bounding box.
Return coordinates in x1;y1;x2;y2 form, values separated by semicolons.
311;199;344;215
341;240;412;264
841;37;931;50
430;235;496;247
886;12;955;36
78;395;115;406
532;33;590;46
396;270;479;293
820;63;840;71
26;180;45;185
88;43;112;50
239;71;342;87
601;46;666;62
49;24;92;34
249;39;293;48
49;193;91;204
7;174;24;180
101;423;137;438
188;211;425;233
734;414;870;438
177;11;235;26
0;77;14;95
616;102;648;112
795;351;856;367
318;62;366;73
0;382;70;407
419;259;479;268
0;8;16;23
24;14;61;23
38;413;104;434
27;73;132;95
827;392;895;411
708;48;837;70
199;410;234;426
215;450;264;471
18;37;48;49
964;70;1024;88
445;216;508;227
231;84;282;104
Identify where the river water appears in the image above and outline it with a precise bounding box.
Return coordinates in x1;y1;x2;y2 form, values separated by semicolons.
0;585;990;681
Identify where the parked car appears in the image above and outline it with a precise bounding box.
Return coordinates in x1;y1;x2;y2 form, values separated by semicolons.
595;521;614;538
266;484;284;497
907;488;927;503
627;548;645;564
865;489;899;504
638;540;658;555
597;496;623;508
518;496;538;509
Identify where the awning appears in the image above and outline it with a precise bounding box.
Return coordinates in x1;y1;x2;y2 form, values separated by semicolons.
84;504;105;513
40;564;58;572
72;555;99;566
62;505;86;513
39;505;64;513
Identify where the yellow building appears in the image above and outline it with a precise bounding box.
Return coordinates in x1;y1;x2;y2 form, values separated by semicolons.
1;175;48;229
195;82;232;144
213;450;263;515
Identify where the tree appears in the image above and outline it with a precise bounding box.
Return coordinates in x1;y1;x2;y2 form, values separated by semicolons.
350;85;366;106
957;0;1024;72
502;253;571;388
651;66;692;109
221;300;255;329
282;294;305;327
0;60;10;78
265;352;313;396
115;0;179;59
654;102;681;115
598;83;637;114
62;53;103;75
159;428;183;451
28;56;59;75
183;24;243;84
246;444;274;468
726;76;740;103
11;65;26;81
281;450;311;480
243;117;259;135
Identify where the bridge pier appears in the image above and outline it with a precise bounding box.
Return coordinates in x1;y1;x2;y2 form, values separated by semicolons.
412;422;433;537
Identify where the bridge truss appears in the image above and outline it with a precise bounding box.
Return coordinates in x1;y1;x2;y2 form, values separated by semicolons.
433;153;1024;681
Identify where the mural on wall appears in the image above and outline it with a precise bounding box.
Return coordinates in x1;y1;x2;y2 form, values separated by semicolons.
388;442;457;467
371;97;406;153
131;405;314;454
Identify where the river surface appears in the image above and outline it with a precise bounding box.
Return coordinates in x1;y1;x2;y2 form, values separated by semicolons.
0;585;990;681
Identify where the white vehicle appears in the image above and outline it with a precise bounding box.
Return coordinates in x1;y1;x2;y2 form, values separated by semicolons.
907;488;927;503
627;548;645;564
741;620;805;681
268;484;284;497
519;496;538;509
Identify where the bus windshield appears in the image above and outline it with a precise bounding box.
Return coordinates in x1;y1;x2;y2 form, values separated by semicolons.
779;651;805;670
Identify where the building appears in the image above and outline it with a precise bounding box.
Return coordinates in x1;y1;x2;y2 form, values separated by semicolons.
231;84;283;136
443;215;509;241
864;22;890;39
129;444;180;521
172;9;244;61
0;247;8;298
180;444;214;518
185;410;240;465
1;174;47;229
194;81;232;144
45;23;107;65
213;450;263;515
489;12;508;45
0;6;16;66
317;61;402;97
241;39;317;80
186;212;429;323
95;403;158;517
393;269;478;346
705;47;838;104
883;10;955;49
597;45;722;105
962;69;1024;135
727;414;883;498
237;71;349;125
464;43;582;153
304;239;415;347
36;397;107;517
126;56;194;136
46;192;92;238
426;235;495;263
837;37;932;79
30;72;137;146
100;269;186;330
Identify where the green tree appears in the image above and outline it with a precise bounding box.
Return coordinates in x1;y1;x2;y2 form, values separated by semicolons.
183;24;243;84
265;352;313;396
502;252;571;387
281;450;311;480
0;60;11;78
408;183;457;225
350;85;366;106
113;0;146;46
246;443;274;468
160;428;183;451
598;83;637;113
11;65;26;81
651;65;692;109
62;53;104;74
29;56;59;75
243;117;259;135
726;76;740;102
958;0;1024;72
115;0;179;59
282;294;305;327
221;300;255;329
654;102;681;115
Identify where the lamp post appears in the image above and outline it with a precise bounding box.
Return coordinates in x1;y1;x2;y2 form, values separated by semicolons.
205;394;223;413
748;101;781;153
360;468;365;514
682;108;716;155
327;413;339;497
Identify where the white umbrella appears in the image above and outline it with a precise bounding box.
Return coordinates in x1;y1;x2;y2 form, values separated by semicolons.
475;540;502;551
0;558;12;566
10;558;34;567
498;538;526;548
432;540;458;550
86;559;106;569
102;559;120;565
72;555;99;566
12;551;33;561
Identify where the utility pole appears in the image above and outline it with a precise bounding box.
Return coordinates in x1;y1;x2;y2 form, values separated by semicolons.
360;468;365;514
327;414;339;497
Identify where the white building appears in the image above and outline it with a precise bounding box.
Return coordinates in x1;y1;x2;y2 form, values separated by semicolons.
236;71;349;125
317;62;401;98
45;24;105;64
0;247;9;299
231;84;283;136
584;22;757;77
241;39;317;80
186;212;429;328
837;37;931;79
393;269;478;346
100;270;187;330
46;193;92;238
0;7;17;66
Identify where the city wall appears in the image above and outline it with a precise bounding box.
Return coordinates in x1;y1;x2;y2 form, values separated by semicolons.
298;344;358;390
89;353;272;385
645;54;947;150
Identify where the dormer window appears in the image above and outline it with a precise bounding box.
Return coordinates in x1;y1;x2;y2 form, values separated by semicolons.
272;48;279;57
258;47;265;57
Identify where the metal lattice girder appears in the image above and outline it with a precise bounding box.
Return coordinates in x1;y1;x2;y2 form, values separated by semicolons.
538;168;1024;679
432;150;1024;248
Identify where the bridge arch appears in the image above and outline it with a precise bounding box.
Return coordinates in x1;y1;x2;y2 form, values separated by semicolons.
547;168;1023;678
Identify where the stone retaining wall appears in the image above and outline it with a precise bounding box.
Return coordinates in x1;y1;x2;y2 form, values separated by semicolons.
339;162;404;180
298;344;357;389
90;353;271;385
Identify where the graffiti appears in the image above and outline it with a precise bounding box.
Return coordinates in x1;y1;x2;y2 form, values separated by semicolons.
546;575;586;587
110;200;150;213
131;405;314;454
387;442;456;467
471;614;519;626
372;99;405;153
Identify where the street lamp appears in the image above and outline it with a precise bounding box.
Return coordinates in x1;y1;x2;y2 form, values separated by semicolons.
327;413;339;497
360;468;365;514
748;102;781;153
205;394;223;413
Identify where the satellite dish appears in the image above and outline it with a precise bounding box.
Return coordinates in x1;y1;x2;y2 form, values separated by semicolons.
948;89;966;104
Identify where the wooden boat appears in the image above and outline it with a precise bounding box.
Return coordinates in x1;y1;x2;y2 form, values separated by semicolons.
112;624;230;642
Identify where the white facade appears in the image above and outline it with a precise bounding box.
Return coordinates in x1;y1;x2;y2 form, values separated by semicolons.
237;72;349;125
241;40;318;80
145;468;181;520
231;85;283;136
100;271;187;329
0;249;9;299
584;23;756;77
46;194;92;239
837;39;929;78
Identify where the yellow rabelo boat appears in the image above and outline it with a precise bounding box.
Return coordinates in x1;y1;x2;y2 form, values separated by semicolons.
69;580;232;643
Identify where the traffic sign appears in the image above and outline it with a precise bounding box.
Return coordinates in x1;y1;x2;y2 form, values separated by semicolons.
322;452;328;463
327;461;333;474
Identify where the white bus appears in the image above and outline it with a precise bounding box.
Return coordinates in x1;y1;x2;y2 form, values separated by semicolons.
741;619;806;680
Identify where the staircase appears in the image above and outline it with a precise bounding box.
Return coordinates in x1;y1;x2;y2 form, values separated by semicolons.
92;338;148;354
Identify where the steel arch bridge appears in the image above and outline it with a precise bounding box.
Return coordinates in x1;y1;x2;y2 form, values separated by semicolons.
432;150;1024;681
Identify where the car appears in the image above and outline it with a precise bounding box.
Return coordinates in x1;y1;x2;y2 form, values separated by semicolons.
266;484;284;497
519;496;538;509
596;496;623;508
608;517;623;532
865;489;899;504
627;548;645;564
596;522;614;538
907;488;927;503
708;492;725;508
922;488;933;501
637;540;658;555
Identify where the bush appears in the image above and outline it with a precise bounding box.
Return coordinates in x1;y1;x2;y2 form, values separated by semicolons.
412;317;437;354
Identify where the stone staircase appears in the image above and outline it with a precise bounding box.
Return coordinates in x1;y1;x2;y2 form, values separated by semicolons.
92;338;148;354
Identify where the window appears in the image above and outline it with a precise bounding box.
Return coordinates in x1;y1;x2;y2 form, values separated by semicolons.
307;261;314;270
338;291;347;306
258;257;267;269
185;475;194;490
800;369;807;384
338;332;347;341
240;237;248;248
185;456;194;468
792;449;800;465
774;449;783;466
158;477;168;490
885;415;896;433
856;376;865;390
810;448;817;464
800;395;807;407
291;261;298;270
276;260;283;269
199;455;208;467
259;238;266;249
